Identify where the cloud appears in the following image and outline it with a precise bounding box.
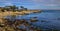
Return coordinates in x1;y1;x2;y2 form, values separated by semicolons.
26;0;60;7
0;0;60;9
31;0;60;5
31;0;41;2
44;4;59;6
0;2;13;7
0;0;20;3
0;0;11;2
4;2;13;5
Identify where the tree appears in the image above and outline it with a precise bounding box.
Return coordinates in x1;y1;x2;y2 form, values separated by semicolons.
20;6;28;11
5;5;18;12
24;8;27;11
20;6;24;9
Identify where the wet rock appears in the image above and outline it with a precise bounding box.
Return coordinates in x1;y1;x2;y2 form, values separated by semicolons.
30;19;38;22
33;17;37;18
57;18;60;20
0;24;4;27
41;20;47;22
24;22;30;26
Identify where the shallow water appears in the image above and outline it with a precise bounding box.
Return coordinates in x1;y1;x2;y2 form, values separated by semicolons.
5;10;60;30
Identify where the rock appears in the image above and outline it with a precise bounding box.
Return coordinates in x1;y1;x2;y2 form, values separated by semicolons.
30;19;38;22
57;18;60;20
41;20;47;22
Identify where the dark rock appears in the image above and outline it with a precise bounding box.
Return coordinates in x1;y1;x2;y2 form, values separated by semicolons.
30;19;38;22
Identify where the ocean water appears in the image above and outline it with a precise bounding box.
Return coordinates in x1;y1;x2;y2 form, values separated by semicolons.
23;10;60;30
5;10;60;30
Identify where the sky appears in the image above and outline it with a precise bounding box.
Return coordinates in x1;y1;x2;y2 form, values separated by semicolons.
0;0;60;9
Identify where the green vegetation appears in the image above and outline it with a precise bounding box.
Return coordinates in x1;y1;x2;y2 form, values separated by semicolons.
0;5;28;12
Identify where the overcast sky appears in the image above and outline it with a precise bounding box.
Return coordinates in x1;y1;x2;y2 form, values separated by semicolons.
0;0;60;9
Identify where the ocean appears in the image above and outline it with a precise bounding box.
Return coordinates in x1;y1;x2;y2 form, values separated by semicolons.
5;10;60;30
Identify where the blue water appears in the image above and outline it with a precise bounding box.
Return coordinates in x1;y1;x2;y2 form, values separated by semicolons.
25;10;60;30
5;10;60;30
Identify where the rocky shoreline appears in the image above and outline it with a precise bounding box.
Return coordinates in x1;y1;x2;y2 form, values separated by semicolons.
0;14;40;31
0;10;41;17
0;10;42;31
